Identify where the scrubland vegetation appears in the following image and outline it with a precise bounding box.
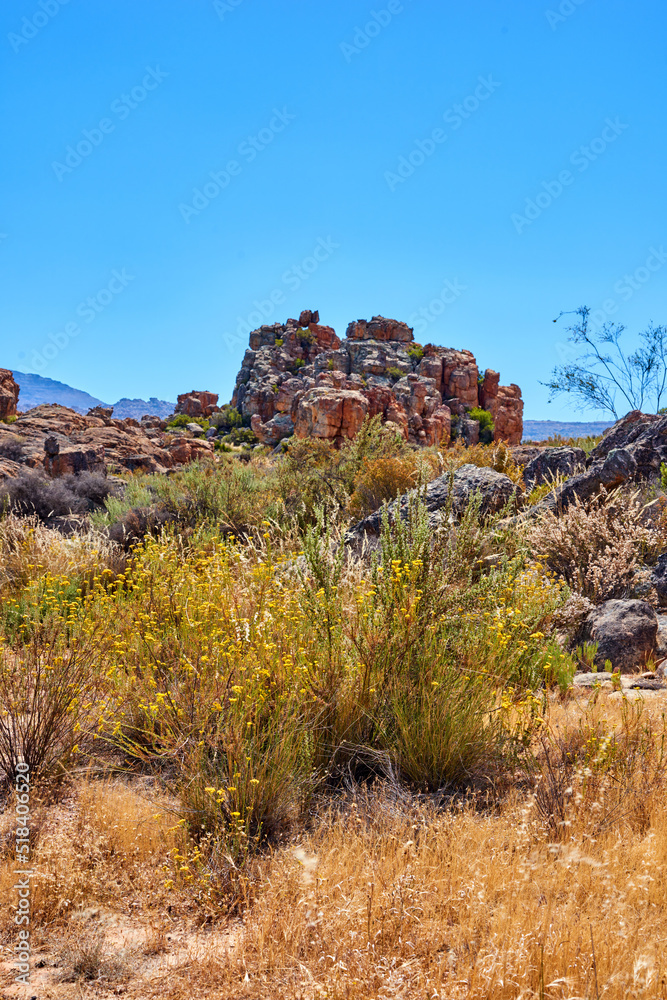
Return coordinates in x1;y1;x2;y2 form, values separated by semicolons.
1;419;667;997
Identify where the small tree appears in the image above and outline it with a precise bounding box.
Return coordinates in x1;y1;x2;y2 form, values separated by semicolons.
544;306;667;419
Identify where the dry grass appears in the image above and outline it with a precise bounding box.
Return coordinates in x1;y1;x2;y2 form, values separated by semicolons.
0;512;123;593
0;695;666;998
3;449;667;998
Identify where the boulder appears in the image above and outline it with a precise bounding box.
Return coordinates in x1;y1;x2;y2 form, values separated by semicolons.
295;387;369;442
480;368;500;414
523;446;586;489
493;384;524;445
0;369;19;420
459;417;480;447
346;463;518;543
87;405;113;419
299;309;319;326
587;410;667;479
579;599;659;673
345;315;414;343
185;422;205;437
251;412;294;446
651;554;667;607
175;391;219;419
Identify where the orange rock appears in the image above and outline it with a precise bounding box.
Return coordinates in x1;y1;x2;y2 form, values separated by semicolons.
0;369;20;419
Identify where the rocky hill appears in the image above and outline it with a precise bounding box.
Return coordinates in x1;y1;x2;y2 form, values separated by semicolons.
0;369;211;481
233;310;524;446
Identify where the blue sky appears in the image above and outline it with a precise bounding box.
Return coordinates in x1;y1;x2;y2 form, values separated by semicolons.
1;0;665;418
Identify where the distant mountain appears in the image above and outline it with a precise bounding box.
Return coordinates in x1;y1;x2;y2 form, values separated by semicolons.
522;419;614;442
13;370;108;414
111;397;175;419
12;371;174;419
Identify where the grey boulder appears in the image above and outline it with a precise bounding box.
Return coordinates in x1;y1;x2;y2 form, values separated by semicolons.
579;599;658;673
651;554;667;607
346;463;518;542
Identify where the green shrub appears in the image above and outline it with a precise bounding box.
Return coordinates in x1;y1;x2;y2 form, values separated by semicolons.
386;366;405;380
407;344;424;362
222;427;258;447
468;406;495;445
209;405;243;432
297;328;315;345
167;414;209;430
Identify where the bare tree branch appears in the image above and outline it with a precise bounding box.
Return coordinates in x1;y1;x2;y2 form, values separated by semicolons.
542;307;667;419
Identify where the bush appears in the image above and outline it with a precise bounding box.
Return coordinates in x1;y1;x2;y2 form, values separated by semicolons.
222;427;258;446
527;486;666;602
209;405;243;432
0;435;25;462
347;455;419;521
442;440;524;485
407;344;424;362
98;461;282;540
386;366;405;380
1;472;115;525
167;414;209;430
468;406;495;445
0;622;108;786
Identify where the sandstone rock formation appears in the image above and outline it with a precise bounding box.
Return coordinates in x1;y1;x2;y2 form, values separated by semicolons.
174;391;220;420
232;312;523;447
0;400;213;481
0;369;19;420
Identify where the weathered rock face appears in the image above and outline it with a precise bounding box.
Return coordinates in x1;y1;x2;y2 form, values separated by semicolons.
0;369;19;420
175;391;220;420
0;403;214;480
579;599;659;673
232;312;523;447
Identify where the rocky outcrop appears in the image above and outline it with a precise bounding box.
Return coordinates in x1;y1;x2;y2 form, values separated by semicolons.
587;410;667;479
579;599;659;673
0;369;19;420
232;312;523;447
0;402;214;480
346;463;519;544
174;391;220;420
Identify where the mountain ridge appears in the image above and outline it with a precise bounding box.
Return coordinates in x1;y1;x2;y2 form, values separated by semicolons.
12;371;175;419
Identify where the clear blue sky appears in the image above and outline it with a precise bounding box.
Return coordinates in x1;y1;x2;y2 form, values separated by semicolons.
1;0;665;418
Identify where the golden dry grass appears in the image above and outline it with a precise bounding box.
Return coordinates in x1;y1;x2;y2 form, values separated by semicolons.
1;693;667;999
